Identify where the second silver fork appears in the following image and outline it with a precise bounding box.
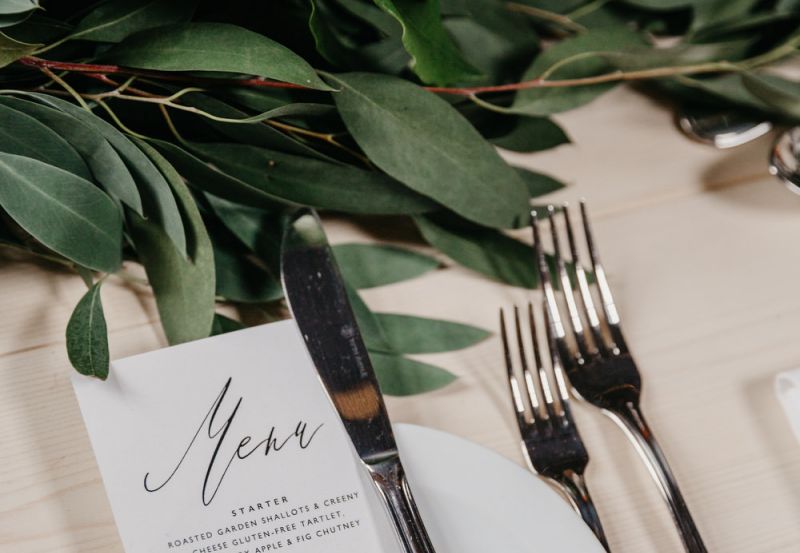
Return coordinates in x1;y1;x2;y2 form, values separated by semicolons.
500;304;610;550
533;202;707;553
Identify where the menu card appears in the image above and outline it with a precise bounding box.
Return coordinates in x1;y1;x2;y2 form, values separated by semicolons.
72;320;398;553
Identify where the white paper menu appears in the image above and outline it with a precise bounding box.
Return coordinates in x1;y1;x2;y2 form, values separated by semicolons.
72;320;398;553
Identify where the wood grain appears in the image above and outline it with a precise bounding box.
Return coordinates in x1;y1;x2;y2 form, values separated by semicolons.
2;86;800;552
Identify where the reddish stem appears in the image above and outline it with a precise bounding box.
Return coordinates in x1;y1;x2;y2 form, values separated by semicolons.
19;56;308;90
19;55;551;96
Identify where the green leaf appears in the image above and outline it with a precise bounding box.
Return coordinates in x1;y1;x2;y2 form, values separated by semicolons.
333;243;438;289
104;22;332;90
309;0;354;67
66;281;109;380
329;72;530;228
346;283;394;353
128;141;215;345
0;102;92;179
374;313;489;353
511;27;646;116
742;73;800;119
372;0;480;85
0;31;38;67
3;13;71;42
489;116;569;153
188;142;437;215
0;10;32;28
175;93;334;161
211;313;246;336
515;167;566;197
17;93;187;256
204;193;283;270
148;138;281;209
664;74;770;111
443;11;537;85
621;0;693;8
0;0;38;15
212;232;283;303
339;0;400;34
0;95;143;213
71;0;196;43
370;351;456;395
0;153;121;271
691;0;759;31
604;39;754;71
415;214;536;288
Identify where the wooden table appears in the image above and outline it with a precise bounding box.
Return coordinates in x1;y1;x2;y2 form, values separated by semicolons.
3;86;800;552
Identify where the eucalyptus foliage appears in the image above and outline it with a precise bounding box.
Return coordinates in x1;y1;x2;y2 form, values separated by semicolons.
1;0;799;393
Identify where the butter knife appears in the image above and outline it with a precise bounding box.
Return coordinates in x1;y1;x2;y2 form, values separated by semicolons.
281;209;437;553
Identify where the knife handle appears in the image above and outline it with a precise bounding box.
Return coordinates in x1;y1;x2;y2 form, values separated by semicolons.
368;457;437;553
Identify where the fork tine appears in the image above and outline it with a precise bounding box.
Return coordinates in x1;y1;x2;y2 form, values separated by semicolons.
500;309;529;430
531;210;567;346
514;306;547;422
579;201;628;354
548;205;592;360
543;306;571;409
563;203;608;355
526;303;557;422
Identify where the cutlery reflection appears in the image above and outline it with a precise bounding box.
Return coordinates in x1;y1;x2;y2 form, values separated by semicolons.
281;209;436;553
677;108;772;149
500;304;610;551
532;203;708;553
769;126;800;195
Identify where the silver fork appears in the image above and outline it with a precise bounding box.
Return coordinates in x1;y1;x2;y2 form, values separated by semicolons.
532;202;707;553
500;304;610;550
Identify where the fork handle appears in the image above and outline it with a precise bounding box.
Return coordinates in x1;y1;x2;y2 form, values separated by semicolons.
556;471;610;551
608;403;707;553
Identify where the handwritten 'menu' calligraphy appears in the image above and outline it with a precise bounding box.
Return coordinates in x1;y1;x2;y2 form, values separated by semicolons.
143;377;324;506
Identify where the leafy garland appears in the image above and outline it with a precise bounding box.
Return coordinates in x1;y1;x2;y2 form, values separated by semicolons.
1;0;799;394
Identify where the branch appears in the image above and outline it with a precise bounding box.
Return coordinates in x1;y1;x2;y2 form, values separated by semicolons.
18;56;308;90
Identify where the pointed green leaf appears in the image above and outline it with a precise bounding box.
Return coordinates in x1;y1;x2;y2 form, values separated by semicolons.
370;351;456;395
375;313;490;353
66;281;109;380
211;313;246;336
104;22;332;90
490;116;570;153
71;0;196;43
0;31;38;67
17;93;187;256
415;214;536;288
0;153;122;272
0;102;91;179
333;243;438;289
188;142;436;215
204;193;283;271
742;73;800;119
511;28;646;116
0;0;38;15
0;11;33;28
175;93;334;160
329;72;530;228
372;0;479;85
346;283;394;353
148;138;281;209
212;232;283;303
515;167;566;197
0;95;143;213
128;141;215;344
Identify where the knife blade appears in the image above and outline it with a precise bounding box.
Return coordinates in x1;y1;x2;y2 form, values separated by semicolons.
281;209;436;553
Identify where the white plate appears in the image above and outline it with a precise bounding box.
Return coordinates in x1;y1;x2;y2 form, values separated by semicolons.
361;423;606;552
